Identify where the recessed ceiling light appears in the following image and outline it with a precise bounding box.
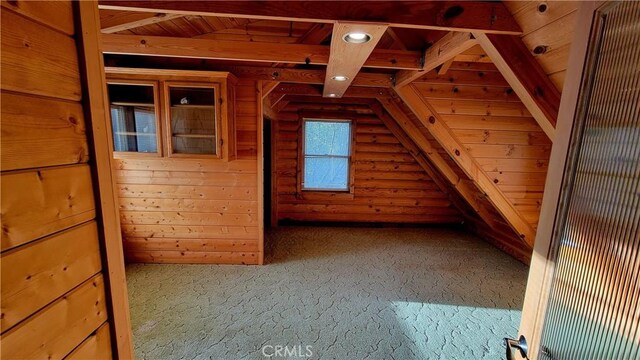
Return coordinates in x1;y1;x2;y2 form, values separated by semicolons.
343;32;372;44
332;75;349;82
328;93;338;97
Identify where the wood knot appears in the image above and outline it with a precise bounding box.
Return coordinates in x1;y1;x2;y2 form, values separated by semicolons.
537;2;548;13
493;178;499;184
533;45;548;55
140;39;147;45
454;149;460;156
443;5;465;20
428;116;436;124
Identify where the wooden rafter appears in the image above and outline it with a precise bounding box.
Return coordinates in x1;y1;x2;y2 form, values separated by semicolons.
98;1;522;35
473;32;560;141
101;33;422;70
394;31;477;88
104;56;394;87
100;11;184;33
269;84;390;99
323;22;388;97
394;84;536;246
262;81;280;99
374;97;498;229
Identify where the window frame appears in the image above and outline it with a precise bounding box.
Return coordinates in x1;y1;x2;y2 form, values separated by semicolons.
106;79;163;159
163;81;223;159
298;116;356;196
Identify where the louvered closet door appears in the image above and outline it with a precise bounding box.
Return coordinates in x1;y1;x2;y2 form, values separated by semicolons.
538;2;640;359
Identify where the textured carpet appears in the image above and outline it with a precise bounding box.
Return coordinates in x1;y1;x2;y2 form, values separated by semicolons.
126;226;528;359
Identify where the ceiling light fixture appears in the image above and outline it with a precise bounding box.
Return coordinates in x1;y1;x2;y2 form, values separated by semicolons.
332;75;349;82
328;93;338;97
343;32;372;44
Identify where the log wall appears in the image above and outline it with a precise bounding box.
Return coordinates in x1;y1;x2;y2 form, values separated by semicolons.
273;108;464;224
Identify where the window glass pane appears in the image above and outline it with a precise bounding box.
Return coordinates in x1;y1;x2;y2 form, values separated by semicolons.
304;157;349;190
169;86;216;155
107;83;157;153
304;120;351;156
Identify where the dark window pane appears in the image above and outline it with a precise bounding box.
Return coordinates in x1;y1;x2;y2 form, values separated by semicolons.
107;83;157;153
169;87;216;155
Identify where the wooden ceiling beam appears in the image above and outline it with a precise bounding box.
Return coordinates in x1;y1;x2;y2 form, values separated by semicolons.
98;1;522;35
281;96;376;106
473;32;560;141
394;84;536;246
217;65;393;87
394;31;477;88
101;11;184;33
102;33;422;70
104;54;394;87
323;23;388;97
269;84;390;99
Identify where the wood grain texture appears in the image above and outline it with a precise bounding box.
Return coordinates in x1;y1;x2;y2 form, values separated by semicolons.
1;0;75;35
101;33;422;70
323;23;387;97
99;1;522;34
1;274;108;359
66;322;112;360
1;165;96;251
474;32;560;140
1;9;81;101
504;1;580;91
395;84;537;246
1;222;102;332
395;32;478;87
0;92;89;171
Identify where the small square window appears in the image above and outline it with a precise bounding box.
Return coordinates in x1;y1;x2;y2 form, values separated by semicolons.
302;119;352;191
107;83;158;153
167;85;218;155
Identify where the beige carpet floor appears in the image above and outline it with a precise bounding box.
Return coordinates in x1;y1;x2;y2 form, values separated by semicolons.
126;226;528;359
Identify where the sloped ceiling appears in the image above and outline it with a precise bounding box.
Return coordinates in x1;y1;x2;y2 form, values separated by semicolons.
98;1;576;263
504;1;580;91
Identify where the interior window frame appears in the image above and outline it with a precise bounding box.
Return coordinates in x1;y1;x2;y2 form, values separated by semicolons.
298;116;356;196
163;81;223;159
106;79;163;158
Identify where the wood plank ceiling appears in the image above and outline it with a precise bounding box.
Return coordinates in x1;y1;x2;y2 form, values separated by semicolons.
98;1;578;260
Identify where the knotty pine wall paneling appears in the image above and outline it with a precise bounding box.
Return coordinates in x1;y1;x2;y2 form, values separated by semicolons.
116;80;263;264
1;1;122;357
